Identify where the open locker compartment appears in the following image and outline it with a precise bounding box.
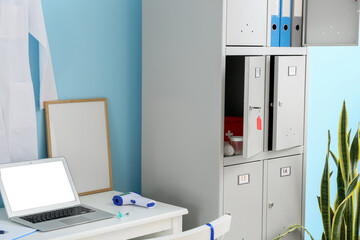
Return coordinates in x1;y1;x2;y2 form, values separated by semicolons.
225;56;265;159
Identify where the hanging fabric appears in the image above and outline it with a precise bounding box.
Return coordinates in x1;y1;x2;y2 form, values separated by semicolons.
0;0;58;163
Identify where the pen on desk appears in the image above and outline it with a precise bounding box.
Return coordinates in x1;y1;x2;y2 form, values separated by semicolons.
0;230;5;234
117;210;131;219
118;210;123;218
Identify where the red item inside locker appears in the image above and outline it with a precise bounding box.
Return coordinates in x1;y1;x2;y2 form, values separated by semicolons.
224;117;243;141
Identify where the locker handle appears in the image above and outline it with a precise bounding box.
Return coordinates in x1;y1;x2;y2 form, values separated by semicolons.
269;202;274;208
249;106;262;110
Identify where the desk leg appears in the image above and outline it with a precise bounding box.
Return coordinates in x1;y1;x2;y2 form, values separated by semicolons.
171;216;183;234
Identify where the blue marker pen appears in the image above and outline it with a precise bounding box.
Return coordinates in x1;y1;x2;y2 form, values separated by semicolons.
0;230;5;234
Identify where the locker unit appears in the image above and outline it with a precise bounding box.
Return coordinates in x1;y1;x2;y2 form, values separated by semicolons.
224;161;263;240
265;155;303;240
224;155;303;240
142;0;358;239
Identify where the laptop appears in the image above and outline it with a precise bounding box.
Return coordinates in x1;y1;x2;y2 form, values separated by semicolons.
0;157;114;231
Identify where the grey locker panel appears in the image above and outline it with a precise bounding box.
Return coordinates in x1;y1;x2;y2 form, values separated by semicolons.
265;155;303;240
224;161;263;240
226;0;267;46
273;56;305;151
244;57;265;158
304;0;359;45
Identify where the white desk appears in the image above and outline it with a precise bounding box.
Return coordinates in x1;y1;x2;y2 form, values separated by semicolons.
0;191;188;240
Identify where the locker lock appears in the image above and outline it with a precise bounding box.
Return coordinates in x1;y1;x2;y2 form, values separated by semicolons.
269;202;274;208
249;106;261;111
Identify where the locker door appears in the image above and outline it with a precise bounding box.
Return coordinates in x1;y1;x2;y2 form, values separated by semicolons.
224;161;263;240
304;0;359;46
243;56;265;158
226;0;267;46
265;155;303;240
273;56;305;151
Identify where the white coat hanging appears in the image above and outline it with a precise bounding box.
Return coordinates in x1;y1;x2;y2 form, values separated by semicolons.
0;0;58;163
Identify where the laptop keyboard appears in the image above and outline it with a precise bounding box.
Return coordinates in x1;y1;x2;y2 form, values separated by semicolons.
20;206;94;224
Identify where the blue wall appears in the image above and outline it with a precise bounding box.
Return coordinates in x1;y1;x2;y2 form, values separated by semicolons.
44;0;142;191
39;0;142;193
305;46;360;239
0;0;141;208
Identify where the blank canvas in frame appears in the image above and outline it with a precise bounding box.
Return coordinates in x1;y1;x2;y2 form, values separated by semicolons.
45;99;113;196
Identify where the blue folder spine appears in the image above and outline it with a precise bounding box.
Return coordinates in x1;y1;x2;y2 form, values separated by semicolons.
279;0;292;47
271;15;280;47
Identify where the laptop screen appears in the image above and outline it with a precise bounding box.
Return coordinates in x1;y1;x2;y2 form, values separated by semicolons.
0;160;76;212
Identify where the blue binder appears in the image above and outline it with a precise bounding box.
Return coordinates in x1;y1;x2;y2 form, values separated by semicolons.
270;0;281;47
279;0;292;47
271;15;280;47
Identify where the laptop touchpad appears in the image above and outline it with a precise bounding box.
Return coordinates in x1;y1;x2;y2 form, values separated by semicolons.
60;216;91;225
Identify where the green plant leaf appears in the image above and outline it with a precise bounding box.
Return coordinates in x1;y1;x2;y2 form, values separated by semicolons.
334;194;339;210
353;183;360;240
338;101;350;188
331;175;359;240
346;175;358;196
350;129;359;179
272;224;315;240
346;196;354;240
336;160;346;210
321;133;331;239
340;217;346;240
330;150;339;167
348;129;352;149
317;195;335;226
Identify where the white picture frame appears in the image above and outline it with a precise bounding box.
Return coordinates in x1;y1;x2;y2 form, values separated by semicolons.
44;98;113;196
